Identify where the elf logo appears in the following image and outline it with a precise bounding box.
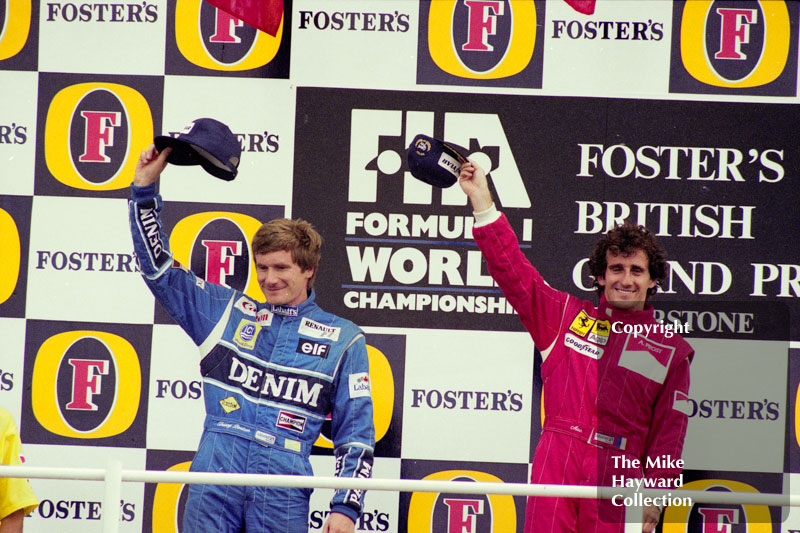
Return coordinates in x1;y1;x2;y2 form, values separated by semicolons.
419;0;543;86
674;0;795;93
407;470;516;532
297;339;330;358
169;211;263;298
30;330;142;439
173;0;283;71
348;110;530;207
43;82;153;191
0;0;32;60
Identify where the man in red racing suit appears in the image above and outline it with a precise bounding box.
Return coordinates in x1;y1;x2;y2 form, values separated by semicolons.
459;161;693;533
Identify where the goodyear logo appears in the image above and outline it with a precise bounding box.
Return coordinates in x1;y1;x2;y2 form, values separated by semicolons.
671;0;797;95
407;470;516;532
0;208;21;305
43;82;153;191
418;0;543;87
172;0;284;72
31;330;141;439
169;211;263;299
0;0;32;61
663;479;772;532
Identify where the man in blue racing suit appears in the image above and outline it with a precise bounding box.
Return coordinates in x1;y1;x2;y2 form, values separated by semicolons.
130;144;374;533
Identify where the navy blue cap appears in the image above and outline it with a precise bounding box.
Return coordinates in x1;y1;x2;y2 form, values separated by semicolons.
154;118;241;181
406;134;467;188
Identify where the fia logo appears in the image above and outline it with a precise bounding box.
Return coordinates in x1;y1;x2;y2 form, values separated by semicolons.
348;109;530;208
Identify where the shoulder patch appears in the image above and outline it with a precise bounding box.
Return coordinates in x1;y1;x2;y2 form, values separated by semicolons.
569;310;595;337
235;296;258;316
349;372;371;398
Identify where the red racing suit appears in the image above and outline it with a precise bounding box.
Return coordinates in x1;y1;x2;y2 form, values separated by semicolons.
473;212;693;533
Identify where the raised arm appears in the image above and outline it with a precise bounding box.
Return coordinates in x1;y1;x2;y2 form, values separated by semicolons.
461;159;568;353
458;158;494;213
133;144;171;187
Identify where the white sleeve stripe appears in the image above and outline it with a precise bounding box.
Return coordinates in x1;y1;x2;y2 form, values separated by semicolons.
198;295;235;357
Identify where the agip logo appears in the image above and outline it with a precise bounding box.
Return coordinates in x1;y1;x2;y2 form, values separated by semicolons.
23;322;151;447
417;0;545;88
669;1;798;96
35;74;163;197
166;0;290;77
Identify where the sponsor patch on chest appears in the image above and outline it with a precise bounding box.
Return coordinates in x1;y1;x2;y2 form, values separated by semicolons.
564;333;604;359
276;410;307;433
233;319;260;349
297;339;330;358
349;372;371;398
568;310;595;337
298;317;341;341
219;396;241;413
257;309;273;327
235;296;258;316
587;319;610;345
618;335;674;384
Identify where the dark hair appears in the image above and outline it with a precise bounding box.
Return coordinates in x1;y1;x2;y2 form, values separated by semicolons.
587;222;667;298
251;218;322;288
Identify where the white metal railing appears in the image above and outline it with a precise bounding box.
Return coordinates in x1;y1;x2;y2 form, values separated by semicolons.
1;463;797;532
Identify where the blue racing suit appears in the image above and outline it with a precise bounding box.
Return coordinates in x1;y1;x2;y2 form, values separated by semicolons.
130;184;375;532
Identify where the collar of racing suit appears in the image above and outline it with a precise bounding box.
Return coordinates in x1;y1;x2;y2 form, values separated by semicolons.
597;294;655;324
267;289;317;316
